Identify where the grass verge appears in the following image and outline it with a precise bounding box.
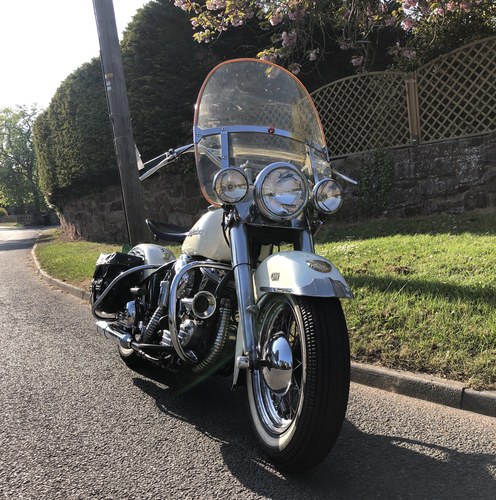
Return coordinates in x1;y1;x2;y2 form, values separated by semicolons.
34;212;496;389
35;230;122;291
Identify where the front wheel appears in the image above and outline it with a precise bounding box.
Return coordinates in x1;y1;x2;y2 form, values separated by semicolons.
247;294;350;472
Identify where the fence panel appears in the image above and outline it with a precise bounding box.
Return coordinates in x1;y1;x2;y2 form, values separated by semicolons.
312;72;410;158
417;37;496;144
312;36;496;158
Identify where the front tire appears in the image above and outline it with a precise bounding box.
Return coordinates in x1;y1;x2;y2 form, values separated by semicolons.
247;294;350;472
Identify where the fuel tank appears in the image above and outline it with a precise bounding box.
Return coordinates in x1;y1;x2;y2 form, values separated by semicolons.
181;209;231;262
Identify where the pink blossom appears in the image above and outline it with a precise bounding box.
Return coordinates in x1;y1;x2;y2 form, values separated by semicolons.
460;1;472;10
446;1;457;10
289;63;301;75
307;49;319;61
288;9;306;21
281;30;297;48
402;0;417;9
206;0;226;10
402;49;416;59
174;0;190;11
351;56;364;67
433;7;445;15
401;18;414;30
260;53;277;63
269;9;284;26
231;17;244;27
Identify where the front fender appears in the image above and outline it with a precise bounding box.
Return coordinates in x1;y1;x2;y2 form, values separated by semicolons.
254;251;353;300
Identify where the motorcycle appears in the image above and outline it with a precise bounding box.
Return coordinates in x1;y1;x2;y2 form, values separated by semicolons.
91;58;356;472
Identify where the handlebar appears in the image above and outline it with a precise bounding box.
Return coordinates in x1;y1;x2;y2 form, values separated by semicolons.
139;144;194;181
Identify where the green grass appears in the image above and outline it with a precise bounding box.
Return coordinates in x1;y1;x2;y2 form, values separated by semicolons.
35;230;122;290
34;212;496;389
316;211;496;390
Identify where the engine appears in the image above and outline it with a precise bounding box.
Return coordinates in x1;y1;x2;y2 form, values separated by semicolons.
114;253;236;374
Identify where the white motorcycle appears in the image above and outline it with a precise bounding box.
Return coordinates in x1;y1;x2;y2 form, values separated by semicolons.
91;58;355;472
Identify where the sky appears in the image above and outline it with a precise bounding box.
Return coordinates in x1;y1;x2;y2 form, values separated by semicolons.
0;0;149;109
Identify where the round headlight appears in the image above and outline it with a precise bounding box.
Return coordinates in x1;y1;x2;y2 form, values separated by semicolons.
213;168;249;204
254;162;308;221
313;179;343;214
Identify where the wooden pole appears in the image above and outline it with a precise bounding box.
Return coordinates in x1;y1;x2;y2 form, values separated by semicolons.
93;0;148;246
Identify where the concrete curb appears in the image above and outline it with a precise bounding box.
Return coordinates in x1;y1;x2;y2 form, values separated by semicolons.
31;244;496;418
31;245;92;302
351;363;496;418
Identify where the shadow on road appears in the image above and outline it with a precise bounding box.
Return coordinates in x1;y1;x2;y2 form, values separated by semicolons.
0;238;37;251
132;371;496;499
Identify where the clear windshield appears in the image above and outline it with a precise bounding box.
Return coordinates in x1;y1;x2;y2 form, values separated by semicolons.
194;59;329;206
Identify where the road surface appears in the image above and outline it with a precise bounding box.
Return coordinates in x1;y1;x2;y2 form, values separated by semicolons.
1;226;495;499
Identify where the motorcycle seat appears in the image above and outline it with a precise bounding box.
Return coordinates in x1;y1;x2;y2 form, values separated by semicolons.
146;219;190;243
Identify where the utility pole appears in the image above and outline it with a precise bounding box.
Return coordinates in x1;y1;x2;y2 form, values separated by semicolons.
93;0;148;246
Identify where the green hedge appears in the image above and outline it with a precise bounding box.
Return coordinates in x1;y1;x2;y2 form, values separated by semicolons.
33;0;262;210
34;59;116;209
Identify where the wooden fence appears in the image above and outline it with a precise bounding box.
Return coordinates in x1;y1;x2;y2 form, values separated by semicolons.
311;36;496;159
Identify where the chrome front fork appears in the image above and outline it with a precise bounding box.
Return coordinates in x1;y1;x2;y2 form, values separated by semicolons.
229;220;315;373
229;223;258;367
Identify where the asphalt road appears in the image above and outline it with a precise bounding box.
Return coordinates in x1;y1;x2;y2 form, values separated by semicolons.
1;226;495;499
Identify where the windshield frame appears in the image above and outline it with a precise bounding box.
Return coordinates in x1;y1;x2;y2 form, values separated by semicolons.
193;125;329;171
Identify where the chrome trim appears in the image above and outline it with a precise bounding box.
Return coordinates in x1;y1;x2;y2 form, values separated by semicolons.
298;229;314;253
213;168;249;204
312;178;343;214
96;320;132;348
259;277;352;298
168;261;232;363
139;144;194;181
229;223;257;363
193;125;327;155
253;162;309;222
91;264;161;319
261;333;293;395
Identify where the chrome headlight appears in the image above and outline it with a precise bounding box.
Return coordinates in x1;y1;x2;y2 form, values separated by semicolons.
312;179;343;214
213;168;249;204
254;162;308;221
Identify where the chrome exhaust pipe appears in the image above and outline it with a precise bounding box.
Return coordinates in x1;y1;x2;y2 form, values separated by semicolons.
181;291;217;319
96;321;175;359
96;320;133;348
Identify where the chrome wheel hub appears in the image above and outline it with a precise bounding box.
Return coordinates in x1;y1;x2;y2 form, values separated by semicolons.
261;333;293;396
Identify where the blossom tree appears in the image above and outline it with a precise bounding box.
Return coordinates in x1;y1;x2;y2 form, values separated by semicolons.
172;0;496;72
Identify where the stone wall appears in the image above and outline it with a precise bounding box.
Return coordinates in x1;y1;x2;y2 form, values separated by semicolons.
59;132;496;242
59;170;208;243
333;132;496;221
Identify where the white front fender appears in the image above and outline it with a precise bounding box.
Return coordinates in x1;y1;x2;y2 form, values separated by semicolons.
254;251;353;300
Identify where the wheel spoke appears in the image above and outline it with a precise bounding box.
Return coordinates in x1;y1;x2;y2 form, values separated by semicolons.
252;295;311;435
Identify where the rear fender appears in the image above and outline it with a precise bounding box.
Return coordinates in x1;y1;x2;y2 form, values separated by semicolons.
128;244;175;278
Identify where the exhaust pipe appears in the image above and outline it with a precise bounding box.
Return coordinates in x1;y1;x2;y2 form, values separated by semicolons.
181;291;217;320
96;321;174;362
96;320;134;348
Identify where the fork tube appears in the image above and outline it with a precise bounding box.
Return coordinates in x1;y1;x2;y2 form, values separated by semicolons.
229;222;257;363
298;228;315;253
